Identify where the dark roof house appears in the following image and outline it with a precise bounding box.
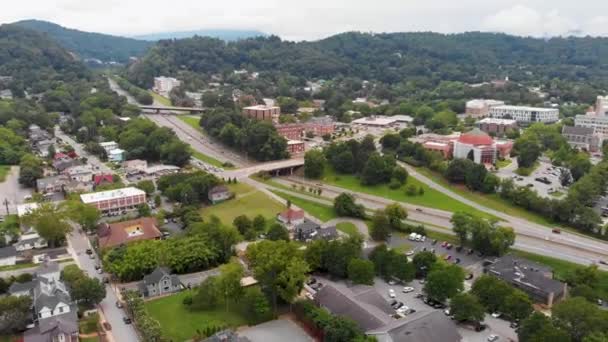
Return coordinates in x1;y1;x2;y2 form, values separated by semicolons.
295;220;338;242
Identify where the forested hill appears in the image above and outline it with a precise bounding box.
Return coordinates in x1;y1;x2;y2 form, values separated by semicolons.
13;20;152;63
126;31;608;89
0;24;90;94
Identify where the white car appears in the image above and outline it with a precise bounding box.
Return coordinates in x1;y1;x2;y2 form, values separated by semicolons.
397;305;410;314
405;250;415;256
402;287;414;293
388;289;396;298
491;312;502;318
487;334;499;342
388;280;397;285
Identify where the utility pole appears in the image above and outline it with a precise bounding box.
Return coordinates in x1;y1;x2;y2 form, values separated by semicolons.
2;198;8;215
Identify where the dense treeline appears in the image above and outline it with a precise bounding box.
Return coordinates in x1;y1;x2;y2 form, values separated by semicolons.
199;108;288;161
14;20;152;63
0;24;90;95
157;171;221;205
113;77;153;105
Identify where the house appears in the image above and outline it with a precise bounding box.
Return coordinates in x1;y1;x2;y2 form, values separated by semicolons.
316;284;462;342
277;208;305;226
63;165;93;183
97;217;162;249
63;180;94;194
208;185;232;204
14;232;47;251
123;159;148;174
0;246;16;266
484;255;567;307
561;126;601;152
99;141;119;154
36;175;69;194
52;158;80;173
138;267;183;297
108;148;125;162
294;220;338;242
93;174;114;188
23;312;79;342
35;139;55;157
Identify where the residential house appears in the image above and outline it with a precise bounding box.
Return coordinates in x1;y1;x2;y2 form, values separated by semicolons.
63;165;93;183
36;175;69;194
137;267;183;297
63;180;94;194
52;158;80;173
99;141;119;154
277;208;305;226
108;148;125;162
123;159;148;174
208;185;232;204
294;220;338;242
14;231;47;251
97;217;162;249
93;174;114;188
23;312;79;342
35;139;55;158
0;246;16;266
484;255;567;307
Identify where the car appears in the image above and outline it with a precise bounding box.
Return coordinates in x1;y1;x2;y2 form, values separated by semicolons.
88;253;95;259
402;287;414;293
454;258;461;264
431;239;438;245
388;289;396;298
455;246;463;252
397;305;410;314
394;302;405;310
430;248;436;254
418;279;426;284
477;251;485;257
467;249;474;255
475;323;487;332
599;260;607;265
465;273;474;280
441;241;448;247
123;317;132;324
444;309;451;315
446;244;453;250
102;321;112;331
115;301;123;308
487;334;499;342
162;231;170;238
598;299;604;306
94;264;101;270
414;293;424;298
97;268;103;274
444;255;452;261
433;302;445;309
491;312;502;318
389;299;398;307
552;228;562;234
415;208;423;212
510;321;519;328
405;250;415;256
388;280;397;285
85;249;93;255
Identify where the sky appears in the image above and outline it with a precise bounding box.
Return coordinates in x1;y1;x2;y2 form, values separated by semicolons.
1;0;608;41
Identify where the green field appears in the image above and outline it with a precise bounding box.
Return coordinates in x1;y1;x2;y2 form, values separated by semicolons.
178;115;203;131
269;190;336;222
512;250;608;299
145;291;248;342
202;183;285;225
320;166;496;219
251;175;322;198
515;161;540;176
148;91;172;106
336;222;359;236
190;148;228;168
0;165;10;182
496;159;512;169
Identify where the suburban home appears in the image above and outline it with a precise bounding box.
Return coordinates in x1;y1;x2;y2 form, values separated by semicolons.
23;312;79;342
52;158;80;173
36;175;69;194
63;165;93;183
93;174;114;188
316;284;462;342
0;245;17;266
63;180;94;194
484;255;567;308
97;217;162;249
35;139;55;157
14;231;47;251
277;208;305;226
138;267;183;297
294;220;339;242
208;185;232;204
123;159;148;174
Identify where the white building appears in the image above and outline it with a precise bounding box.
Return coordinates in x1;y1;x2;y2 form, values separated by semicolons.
575;113;608;136
100;141;118;153
595;95;608;116
17;203;39;217
489;105;559;124
108;148;125;162
80;187;146;213
153;76;181;96
465;99;505;118
351;116;398;127
14;232;47;251
63;165;93;183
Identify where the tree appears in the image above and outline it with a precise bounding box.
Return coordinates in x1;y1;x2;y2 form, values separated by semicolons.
450;293;485;323
324;316;365;342
64;201;100;232
252;215;266;234
370;210;391;241
384;203;407;231
347;259;375;285
160;140;191;167
304;150;326;179
450;212;471;245
424;264;464;303
18;153;43;187
136;180;156;195
503;289;533;321
22;203;71;246
246;240;309;312
412;251;437;277
267;223;290;241
0;295;32;334
217;261;244;312
391;166;408;185
552;297;608;342
137;203;151;217
334;193;365;218
361;153;395;185
518;312;571;342
233;215;253;238
471;275;513;313
515;135;541;168
241;286;272;324
71;277;106;307
584;332;608;342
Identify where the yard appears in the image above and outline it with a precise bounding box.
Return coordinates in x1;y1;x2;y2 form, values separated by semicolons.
145;291;249;342
148;91;171;106
515;161;540;176
269;190;336;222
336;222;359;237
202;183;286;225
320;166;496;220
495;159;512;169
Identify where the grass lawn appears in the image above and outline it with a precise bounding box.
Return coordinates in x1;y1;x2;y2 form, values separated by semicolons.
496;159;512;169
425;230;459;244
415;167;559;227
148;91;172;106
320;166;496;220
251;175;322;198
336;222;359;236
515;161;540;176
512;249;608;299
145;291;248;342
0;336;18;342
0;165;10;182
79;313;98;334
178;115;203;131
190;148;230;169
270;190;336;222
202;183;285;225
549;191;565;197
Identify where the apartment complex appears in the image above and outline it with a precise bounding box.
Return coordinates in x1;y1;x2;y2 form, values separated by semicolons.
275;124;304;140
305;116;335;136
465;99;505;118
80;187;146;213
477;118;518;137
489;105;559;124
287;140;305;156
242;105;281;123
153;76;181;96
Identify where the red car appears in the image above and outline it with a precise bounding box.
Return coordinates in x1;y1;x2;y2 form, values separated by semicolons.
444;255;452;261
441;241;448;247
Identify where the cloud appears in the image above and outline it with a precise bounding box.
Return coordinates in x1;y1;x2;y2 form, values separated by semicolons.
583;16;608;37
481;5;578;37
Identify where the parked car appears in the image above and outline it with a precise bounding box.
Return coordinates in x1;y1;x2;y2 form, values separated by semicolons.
115;301;123;308
552;228;561;234
123;317;132;324
446;244;453;250
491;312;502;318
405;250;415;256
465;273;474;280
402;287;414;293
431;239;438;245
444;255;452;261
455;246;463;252
388;289;396;298
388;280;397;285
394;302;405;310
475;323;487;332
454;258;461;264
487;334;499;342
85;249;93;255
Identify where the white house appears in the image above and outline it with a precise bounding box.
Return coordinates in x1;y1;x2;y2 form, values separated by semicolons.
63;165;93;183
108;148;125;162
14;232;48;251
99;141;118;154
0;246;16;266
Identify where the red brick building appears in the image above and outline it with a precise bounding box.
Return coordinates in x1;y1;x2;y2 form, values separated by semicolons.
287;140;305;156
275;124;304;140
242;105;281;123
80;187;146;213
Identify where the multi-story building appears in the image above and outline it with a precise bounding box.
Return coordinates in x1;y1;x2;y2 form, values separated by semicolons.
287;140;305;156
561;126;601;152
422;141;452;159
242;105;281;123
63;165;93;183
452;129;513;164
595;95;608;116
465;99;505;118
153;76;181;96
477;118;518;137
574;113;608;136
275;124;304;140
99;141;118;154
304;116;335;136
80;187;146;214
489;105;559;124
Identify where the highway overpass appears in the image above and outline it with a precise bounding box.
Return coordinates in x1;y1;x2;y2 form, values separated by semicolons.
139;105;206;114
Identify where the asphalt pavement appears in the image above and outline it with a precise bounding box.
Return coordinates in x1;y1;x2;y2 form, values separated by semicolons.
0;166;33;216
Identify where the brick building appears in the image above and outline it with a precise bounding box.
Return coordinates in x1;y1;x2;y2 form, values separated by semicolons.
242;105;281;123
80;187;146;214
275;124;304;140
477;118;518;137
287;140;305;156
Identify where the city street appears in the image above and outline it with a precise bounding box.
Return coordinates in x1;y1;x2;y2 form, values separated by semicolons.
66;229;140;342
54;127;118;179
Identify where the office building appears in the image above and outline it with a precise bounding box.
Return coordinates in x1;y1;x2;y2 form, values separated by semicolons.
80;187;146;213
275;124;304;140
242;105;281;123
477;118;518;137
465;99;505;118
561;126;601;152
489;105;559;124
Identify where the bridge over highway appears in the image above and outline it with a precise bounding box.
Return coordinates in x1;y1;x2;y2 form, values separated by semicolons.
220;158;304;179
139;105;206;114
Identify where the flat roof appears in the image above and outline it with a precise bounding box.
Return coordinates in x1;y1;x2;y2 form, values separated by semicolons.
287;140;304;145
491;105;558;112
99;141;117;147
243;105;279;110
352;116;397;126
391;115;414;122
17;203;39;217
478;118;517;125
80;187;145;204
424;141;450;147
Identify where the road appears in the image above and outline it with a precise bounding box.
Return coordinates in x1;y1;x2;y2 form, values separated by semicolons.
66;229;140;342
107;77;138;105
144;114;251;168
0;166;33;216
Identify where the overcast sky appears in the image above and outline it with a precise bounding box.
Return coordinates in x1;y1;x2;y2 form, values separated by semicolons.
2;0;608;40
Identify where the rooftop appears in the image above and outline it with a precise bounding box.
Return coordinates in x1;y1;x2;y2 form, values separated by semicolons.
17;203;39;217
486;255;565;296
478;117;518;125
562;125;595;136
97;217;161;249
80;187;145;204
491;105;558;112
352;116;397;126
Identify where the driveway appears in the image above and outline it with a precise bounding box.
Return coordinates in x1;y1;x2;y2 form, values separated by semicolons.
324;218;369;237
66;229;140;341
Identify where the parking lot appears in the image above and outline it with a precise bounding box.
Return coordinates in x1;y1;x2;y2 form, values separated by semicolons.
496;160;567;198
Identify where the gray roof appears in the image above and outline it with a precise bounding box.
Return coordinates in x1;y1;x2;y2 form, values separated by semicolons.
24;311;78;342
0;245;16;258
368;310;462;342
142;267;181;287
15;236;45;247
295;219;319;234
486;255;565;297
315;284;393;331
204;329;250;342
36;175;68;190
318;226;338;240
562;125;595;136
8;280;36;295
